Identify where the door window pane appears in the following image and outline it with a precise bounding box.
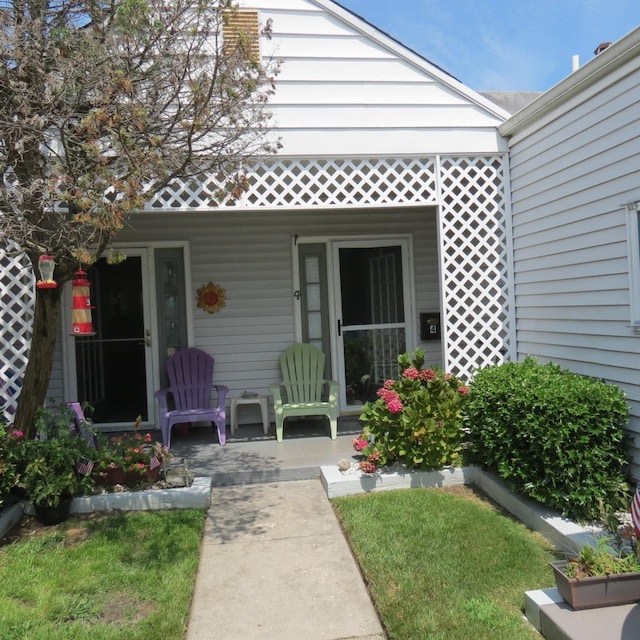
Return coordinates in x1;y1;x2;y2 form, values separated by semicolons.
339;246;404;325
75;257;148;423
155;249;188;389
299;244;331;378
344;328;406;405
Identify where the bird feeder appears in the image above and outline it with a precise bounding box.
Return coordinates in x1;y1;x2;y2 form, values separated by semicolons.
36;255;57;289
70;269;96;336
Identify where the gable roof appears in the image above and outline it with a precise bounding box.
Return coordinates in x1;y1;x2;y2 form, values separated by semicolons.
316;0;511;121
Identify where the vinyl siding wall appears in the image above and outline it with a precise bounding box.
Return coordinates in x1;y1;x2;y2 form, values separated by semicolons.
44;207;440;420
241;0;507;156
506;52;640;478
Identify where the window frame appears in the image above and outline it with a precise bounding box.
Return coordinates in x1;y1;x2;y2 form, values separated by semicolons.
625;201;640;327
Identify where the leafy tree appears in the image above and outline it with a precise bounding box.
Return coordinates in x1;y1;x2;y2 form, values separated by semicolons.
0;0;280;436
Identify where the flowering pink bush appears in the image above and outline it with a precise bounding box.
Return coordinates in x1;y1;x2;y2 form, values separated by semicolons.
356;348;468;472
0;421;23;506
95;430;170;475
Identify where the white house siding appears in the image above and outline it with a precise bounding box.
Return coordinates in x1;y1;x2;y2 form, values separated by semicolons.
501;28;640;479
240;0;508;156
109;206;440;400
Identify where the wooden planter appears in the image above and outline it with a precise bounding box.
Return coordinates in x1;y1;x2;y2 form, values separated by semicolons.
551;560;640;610
96;465;161;487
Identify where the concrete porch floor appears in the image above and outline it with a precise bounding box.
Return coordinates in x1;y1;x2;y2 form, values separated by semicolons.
168;416;362;486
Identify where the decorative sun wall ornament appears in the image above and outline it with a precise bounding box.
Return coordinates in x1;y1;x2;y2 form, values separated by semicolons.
196;282;226;314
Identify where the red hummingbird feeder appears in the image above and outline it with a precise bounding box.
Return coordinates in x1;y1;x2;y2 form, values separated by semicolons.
36;255;58;289
70;269;96;336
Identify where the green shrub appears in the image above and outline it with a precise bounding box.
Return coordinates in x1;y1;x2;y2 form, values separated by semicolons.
0;414;22;508
17;404;97;507
356;349;469;471
466;357;631;521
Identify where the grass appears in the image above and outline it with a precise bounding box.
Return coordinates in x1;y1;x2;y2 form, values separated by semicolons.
0;509;205;640
333;486;556;640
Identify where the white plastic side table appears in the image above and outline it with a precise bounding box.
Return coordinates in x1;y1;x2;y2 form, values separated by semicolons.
230;395;269;435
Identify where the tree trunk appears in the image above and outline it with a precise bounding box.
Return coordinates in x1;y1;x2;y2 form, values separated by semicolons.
12;287;62;438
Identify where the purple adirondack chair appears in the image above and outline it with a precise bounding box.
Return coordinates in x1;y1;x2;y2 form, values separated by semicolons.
154;348;229;449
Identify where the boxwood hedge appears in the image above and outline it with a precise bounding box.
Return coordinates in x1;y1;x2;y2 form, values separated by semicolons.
465;357;631;522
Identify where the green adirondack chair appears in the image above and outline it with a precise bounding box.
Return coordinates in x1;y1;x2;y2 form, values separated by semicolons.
269;344;339;442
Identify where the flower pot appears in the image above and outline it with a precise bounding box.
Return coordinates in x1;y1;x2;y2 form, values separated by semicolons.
33;498;72;526
550;560;640;610
96;464;160;487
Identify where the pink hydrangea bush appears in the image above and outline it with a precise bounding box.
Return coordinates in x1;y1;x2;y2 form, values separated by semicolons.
355;348;468;472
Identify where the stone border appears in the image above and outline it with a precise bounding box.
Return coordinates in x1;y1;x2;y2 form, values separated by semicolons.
321;464;476;498
0;502;24;540
70;476;213;513
19;477;212;518
321;465;598;555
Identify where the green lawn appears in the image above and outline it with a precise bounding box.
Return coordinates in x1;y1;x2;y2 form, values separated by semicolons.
0;509;205;640
333;487;555;640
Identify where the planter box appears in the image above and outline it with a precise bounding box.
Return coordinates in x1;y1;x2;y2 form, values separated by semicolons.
550;560;640;610
69;476;212;513
321;464;476;498
94;465;161;486
0;502;24;540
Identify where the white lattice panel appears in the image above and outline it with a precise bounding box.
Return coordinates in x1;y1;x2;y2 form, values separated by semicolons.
2;154;511;407
146;157;439;210
0;244;34;419
439;156;511;380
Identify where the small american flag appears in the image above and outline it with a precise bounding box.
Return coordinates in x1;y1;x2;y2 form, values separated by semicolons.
76;459;94;475
632;483;640;540
149;455;161;470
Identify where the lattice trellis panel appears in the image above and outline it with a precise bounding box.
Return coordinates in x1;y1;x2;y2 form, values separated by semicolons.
2;154;511;409
0;244;34;419
439;156;511;381
146;157;439;210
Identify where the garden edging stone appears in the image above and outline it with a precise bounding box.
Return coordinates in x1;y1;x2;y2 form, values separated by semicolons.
0;502;24;540
321;465;598;555
21;476;212;517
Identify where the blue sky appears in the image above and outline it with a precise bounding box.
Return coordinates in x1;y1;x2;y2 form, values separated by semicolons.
336;0;638;91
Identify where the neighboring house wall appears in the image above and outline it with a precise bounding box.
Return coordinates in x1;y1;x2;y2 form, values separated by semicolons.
500;27;640;479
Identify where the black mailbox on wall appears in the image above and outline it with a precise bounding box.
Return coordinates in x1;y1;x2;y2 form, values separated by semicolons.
420;312;441;340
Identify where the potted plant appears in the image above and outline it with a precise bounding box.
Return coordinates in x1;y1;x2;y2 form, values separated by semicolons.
17;405;95;525
551;538;640;610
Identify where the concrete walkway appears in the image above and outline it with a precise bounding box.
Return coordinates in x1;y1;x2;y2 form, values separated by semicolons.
170;420;384;639
186;479;385;640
